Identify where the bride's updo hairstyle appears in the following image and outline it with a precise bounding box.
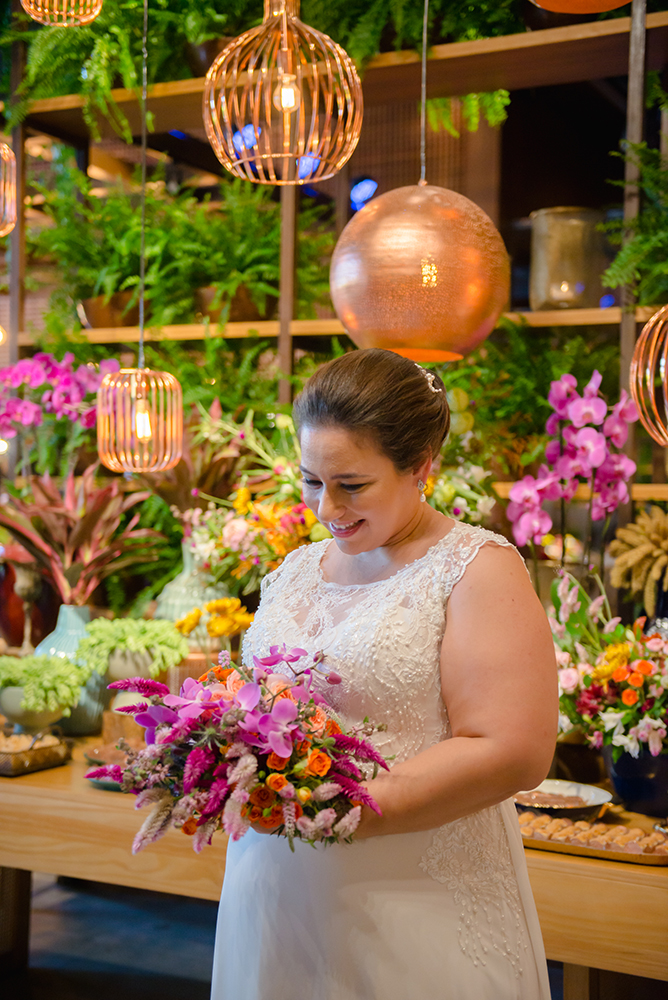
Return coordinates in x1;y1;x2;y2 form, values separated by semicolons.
293;348;449;473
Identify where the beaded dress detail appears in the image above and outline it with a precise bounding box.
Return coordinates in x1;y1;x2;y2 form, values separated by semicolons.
211;521;551;1000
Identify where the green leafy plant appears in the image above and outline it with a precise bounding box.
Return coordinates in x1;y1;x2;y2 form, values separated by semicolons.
0;466;163;606
0;654;93;714
75;617;189;678
602;141;668;306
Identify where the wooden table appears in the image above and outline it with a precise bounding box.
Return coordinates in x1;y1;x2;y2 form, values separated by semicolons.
2;748;667;999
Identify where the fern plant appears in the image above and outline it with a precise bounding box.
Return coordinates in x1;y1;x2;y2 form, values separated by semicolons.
602;141;668;306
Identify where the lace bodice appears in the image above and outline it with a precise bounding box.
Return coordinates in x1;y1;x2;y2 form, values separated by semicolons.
242;521;516;764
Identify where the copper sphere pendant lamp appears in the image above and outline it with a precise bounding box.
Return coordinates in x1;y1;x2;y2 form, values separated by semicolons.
203;0;363;184
527;1;629;13
97;0;182;474
629;304;668;446
0;144;17;237
20;0;103;26
329;0;510;363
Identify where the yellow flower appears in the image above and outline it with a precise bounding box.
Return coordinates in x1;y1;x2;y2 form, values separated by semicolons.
205;598;242;615
233;487;252;515
590;642;631;683
296;787;311;803
174;608;202;636
425;475;435;498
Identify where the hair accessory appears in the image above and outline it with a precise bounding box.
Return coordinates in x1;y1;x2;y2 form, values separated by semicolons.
415;363;443;394
418;479;427;502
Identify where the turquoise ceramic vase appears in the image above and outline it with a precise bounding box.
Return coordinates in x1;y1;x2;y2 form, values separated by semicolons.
35;605;109;736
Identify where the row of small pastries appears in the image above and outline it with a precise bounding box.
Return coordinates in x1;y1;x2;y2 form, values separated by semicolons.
518;811;668;854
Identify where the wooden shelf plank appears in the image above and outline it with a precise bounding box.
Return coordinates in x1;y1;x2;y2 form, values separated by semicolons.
21;13;668;143
17;308;662;347
493;482;668;501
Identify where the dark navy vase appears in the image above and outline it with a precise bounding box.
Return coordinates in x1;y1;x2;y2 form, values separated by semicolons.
603;746;668;818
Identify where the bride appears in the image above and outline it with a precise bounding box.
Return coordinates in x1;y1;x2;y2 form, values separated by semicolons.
211;348;557;1000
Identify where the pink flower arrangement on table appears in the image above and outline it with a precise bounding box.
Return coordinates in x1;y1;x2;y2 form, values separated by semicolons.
86;646;389;853
507;371;639;557
0;352;119;438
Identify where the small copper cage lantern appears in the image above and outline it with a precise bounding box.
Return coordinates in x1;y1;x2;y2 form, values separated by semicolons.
97;368;183;474
20;0;103;25
203;0;363;185
630;304;668;447
0;144;17;238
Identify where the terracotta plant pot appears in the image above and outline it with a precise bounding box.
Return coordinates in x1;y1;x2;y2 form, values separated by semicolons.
185;37;234;78
81;291;141;328
195;284;278;324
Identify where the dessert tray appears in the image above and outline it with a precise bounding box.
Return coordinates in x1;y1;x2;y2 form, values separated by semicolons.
0;729;71;776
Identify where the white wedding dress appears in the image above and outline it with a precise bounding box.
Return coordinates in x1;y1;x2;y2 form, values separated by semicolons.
211;522;551;1000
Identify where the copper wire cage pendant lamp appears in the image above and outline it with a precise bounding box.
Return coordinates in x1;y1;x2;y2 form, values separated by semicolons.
96;0;182;474
203;0;363;185
630;304;668;446
0;143;17;238
20;0;103;26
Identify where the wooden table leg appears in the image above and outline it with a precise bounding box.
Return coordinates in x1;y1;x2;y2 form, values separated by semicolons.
563;963;601;1000
0;867;31;972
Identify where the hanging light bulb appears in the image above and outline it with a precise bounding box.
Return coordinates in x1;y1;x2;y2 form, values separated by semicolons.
0;325;5;345
96;0;182;474
20;0;103;25
203;0;363;185
0;145;16;238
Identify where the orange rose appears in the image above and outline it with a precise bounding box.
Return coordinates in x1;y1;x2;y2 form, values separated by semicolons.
250;785;276;808
628;672;645;689
622;688;639;706
267;752;290;771
306;706;328;737
634;660;655;676
612;666;630;683
304;749;332;777
198;665;234;683
226;673;247;696
293;802;303;820
295;739;312;756
325;719;342;736
248;805;263;822
266;773;288;793
259;804;285;830
181;817;198;836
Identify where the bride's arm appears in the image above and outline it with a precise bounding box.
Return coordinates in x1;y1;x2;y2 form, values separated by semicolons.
356;544;558;839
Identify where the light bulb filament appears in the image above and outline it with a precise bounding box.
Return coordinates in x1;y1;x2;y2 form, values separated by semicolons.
273;74;301;114
135;399;153;442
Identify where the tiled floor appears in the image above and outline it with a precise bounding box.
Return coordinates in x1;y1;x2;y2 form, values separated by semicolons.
5;874;568;1000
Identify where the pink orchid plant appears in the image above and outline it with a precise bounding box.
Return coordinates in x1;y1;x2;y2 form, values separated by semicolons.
507;371;639;580
0;352;120;477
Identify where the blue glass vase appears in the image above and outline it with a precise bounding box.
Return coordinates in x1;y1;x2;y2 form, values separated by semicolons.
603;746;668;818
35;604;109;736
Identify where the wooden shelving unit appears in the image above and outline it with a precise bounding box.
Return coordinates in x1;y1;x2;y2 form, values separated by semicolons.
19;12;668;143
16;307;662;347
493;482;668;502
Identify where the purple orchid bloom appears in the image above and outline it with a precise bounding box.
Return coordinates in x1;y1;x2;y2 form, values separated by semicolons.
134;704;179;744
257;699;300;757
547;374;578;417
513;508;552;547
567;393;607;428
163;677;219;720
574;427;608;469
583;370;603;397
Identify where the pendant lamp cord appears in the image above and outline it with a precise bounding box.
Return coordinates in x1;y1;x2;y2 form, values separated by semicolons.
419;0;429;185
138;0;148;369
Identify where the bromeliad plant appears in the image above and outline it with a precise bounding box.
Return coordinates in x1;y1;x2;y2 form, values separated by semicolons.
0;466;162;606
86;645;390;853
551;573;668;761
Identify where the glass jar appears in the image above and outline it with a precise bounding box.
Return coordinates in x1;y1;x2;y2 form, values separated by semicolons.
529;206;610;311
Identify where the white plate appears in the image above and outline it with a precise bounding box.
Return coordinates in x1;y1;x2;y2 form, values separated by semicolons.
514;778;612;817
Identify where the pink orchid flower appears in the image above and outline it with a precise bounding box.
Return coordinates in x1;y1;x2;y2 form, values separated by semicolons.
574;427;608;469
567;393;608;428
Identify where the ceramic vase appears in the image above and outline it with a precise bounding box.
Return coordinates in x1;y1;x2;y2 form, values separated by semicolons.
155;539;230;649
0;685;65;734
35;605;109;736
603;746;668;817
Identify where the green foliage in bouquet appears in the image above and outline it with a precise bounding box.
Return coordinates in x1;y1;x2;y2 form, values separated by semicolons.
76;618;189;678
0;654;92;715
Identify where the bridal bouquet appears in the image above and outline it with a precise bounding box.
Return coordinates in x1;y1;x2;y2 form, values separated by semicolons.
86;646;389;853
